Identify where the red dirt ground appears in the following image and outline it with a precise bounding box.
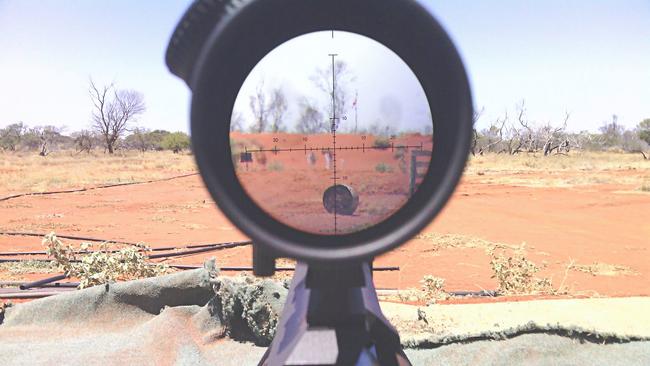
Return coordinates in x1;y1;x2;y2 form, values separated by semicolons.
233;133;433;234
1;144;649;303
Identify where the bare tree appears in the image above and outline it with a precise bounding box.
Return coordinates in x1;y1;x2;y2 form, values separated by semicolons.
268;88;288;133
29;126;62;156
598;114;624;148
230;110;244;132
311;60;355;130
296;99;326;134
477;112;507;155
73;130;96;154
249;81;268;133
541;111;569;155
89;79;145;154
513;100;535;154
471;106;485;156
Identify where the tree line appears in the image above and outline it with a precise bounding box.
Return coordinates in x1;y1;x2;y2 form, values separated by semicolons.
0;79;190;155
232;60;360;134
0;123;190;155
472;100;650;159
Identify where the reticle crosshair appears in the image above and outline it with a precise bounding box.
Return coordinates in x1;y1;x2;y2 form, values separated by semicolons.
230;31;434;235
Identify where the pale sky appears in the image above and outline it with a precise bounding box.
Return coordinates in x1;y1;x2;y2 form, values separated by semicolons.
233;31;431;134
0;0;648;133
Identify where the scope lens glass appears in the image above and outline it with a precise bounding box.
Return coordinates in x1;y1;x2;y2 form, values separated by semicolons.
230;31;433;235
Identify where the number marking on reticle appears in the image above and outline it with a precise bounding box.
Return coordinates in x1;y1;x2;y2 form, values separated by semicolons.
237;53;426;234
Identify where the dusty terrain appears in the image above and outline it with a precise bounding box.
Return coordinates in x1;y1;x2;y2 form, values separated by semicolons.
1;148;649;302
232;132;433;234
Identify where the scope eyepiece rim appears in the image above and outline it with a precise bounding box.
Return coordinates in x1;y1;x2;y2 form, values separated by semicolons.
184;0;474;262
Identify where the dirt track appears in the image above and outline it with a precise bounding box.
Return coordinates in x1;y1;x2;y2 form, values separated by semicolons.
1;166;648;301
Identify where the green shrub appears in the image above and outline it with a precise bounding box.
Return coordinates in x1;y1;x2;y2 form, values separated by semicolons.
267;161;283;172
43;232;170;289
373;137;391;149
375;162;393;173
161;132;190;153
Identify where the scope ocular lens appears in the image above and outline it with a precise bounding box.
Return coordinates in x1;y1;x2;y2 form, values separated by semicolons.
230;31;434;235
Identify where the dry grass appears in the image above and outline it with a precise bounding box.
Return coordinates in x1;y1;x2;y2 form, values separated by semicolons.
570;262;638;277
468;151;648;172
2;150;647;195
0;260;58;276
418;231;575;296
0;150;196;195
467;152;650;188
415;232;519;253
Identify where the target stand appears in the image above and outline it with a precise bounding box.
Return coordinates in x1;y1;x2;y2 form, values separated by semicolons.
259;262;411;365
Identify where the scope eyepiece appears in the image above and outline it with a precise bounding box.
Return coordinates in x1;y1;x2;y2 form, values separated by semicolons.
166;0;473;265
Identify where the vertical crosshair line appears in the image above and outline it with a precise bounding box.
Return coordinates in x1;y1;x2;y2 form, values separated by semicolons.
329;53;338;233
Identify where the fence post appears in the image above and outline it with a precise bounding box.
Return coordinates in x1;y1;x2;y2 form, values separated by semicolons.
410;151;417;196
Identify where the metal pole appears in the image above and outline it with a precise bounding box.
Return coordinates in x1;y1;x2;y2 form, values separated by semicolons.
19;274;67;290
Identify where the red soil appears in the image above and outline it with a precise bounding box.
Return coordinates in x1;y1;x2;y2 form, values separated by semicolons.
1;142;649;303
232;133;432;234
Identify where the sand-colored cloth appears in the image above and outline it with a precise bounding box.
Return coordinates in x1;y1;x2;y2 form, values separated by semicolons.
382;297;650;347
2;268;650;365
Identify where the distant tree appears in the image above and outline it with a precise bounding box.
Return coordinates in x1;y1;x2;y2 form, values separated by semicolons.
311;60;355;131
89;78;145;154
296;100;326;134
125;127;152;152
72;130;97;153
268;88;288;133
621;130;648;154
22;126;63;156
366;120;397;137
161;132;190;153
230;111;244;132
0;122;25;151
471;106;485;155
638;118;650;145
147;130;171;150
598;114;624;148
249;81;269;133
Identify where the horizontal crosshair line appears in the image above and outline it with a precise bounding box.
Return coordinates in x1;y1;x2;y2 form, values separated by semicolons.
243;144;423;154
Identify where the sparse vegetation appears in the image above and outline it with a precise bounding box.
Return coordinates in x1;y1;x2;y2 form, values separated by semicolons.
419;275;449;304
465;151;650;188
416;232;518;253
0;260;58;276
43;232;170;289
0;150;195;195
569;262;638;277
393;147;407;173
373;137;391;149
397;275;449;305
488;245;556;295
375;162;393;173
641;179;650;192
267;161;283;172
